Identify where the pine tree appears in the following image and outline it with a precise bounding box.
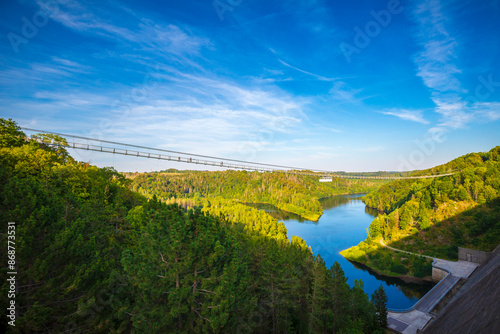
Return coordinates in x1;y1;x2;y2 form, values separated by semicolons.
307;255;329;333
371;284;388;329
329;261;350;333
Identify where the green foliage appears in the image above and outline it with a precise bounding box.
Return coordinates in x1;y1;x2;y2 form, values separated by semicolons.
31;133;70;160
0;118;25;148
341;240;433;279
199;197;289;242
371;285;388;329
0;127;144;332
390;263;408;275
1;119;380;333
122;206;253;333
126;169;384;221
413;256;433;278
363;146;500;260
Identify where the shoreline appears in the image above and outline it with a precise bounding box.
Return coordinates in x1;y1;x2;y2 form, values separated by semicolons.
344;257;434;285
240;201;322;222
255;192;371;222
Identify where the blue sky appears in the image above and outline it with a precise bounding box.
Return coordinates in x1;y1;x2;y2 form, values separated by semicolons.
1;0;499;172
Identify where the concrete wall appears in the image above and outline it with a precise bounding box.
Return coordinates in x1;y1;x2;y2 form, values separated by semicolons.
458;247;491;264
431;278;465;314
432;267;448;283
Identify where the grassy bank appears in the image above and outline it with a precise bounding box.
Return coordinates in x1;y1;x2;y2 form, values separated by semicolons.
340;239;433;282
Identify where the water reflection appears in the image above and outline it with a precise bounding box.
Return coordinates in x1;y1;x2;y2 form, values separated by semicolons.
347;260;432;300
243;202;310;222
364;205;380;218
321;194;380;218
244;194;434;309
244;193;373;222
319;194;355;209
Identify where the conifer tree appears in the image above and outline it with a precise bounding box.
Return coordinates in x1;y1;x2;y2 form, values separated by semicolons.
307;255;329;333
371;284;388;329
329;261;350;333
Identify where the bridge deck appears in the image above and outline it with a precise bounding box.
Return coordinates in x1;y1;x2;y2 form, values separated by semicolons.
21;127;457;180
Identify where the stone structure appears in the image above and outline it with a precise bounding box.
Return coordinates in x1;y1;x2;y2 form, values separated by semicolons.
458;247;491;264
422;246;500;334
431;266;448;283
388;257;480;333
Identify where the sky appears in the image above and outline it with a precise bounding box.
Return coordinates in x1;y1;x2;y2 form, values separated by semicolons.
1;0;500;172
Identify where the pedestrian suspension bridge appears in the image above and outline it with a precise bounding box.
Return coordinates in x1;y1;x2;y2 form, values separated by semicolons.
21;127;456;181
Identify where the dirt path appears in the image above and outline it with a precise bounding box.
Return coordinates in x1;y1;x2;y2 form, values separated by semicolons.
379;239;434;260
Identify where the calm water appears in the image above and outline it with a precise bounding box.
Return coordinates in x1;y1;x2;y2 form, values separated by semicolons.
249;194;434;310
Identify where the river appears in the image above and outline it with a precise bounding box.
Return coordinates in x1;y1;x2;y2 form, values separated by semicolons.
246;194;434;310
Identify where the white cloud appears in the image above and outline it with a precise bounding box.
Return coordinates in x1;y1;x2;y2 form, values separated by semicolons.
413;0;462;93
412;0;474;130
329;81;362;103
28;58;91;78
432;98;474;129
38;0;210;57
381;108;429;124
278;59;335;82
12;68;309;159
472;102;500;121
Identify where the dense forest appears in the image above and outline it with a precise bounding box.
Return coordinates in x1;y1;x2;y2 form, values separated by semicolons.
342;147;500;277
125;170;385;221
1;119;387;333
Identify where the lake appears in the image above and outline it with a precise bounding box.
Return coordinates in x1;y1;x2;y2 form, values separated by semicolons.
247;194;434;310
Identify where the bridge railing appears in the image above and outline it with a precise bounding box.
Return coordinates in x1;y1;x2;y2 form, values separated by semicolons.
21;127;457;180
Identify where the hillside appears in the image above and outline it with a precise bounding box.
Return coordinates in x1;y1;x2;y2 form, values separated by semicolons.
342;147;500;277
1;119;386;333
124;170;386;221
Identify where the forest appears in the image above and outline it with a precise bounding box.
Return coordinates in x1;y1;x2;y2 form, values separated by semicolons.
0;118;387;333
124;170;385;222
342;146;500;276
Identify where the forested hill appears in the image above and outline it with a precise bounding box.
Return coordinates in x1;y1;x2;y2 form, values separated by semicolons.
363;147;500;259
1;118;386;333
125;170;385;221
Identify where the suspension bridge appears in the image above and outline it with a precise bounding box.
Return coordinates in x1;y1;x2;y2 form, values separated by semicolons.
21;127;456;180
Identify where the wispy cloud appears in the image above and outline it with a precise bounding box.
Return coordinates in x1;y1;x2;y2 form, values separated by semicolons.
381;108;429;124
12;67;309;158
413;0;463;93
329;81;362;103
28;57;91;78
37;0;211;58
432;98;474;129
278;59;335;81
472;102;500;121
0;1;315;163
0;59;90;88
412;0;474;130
